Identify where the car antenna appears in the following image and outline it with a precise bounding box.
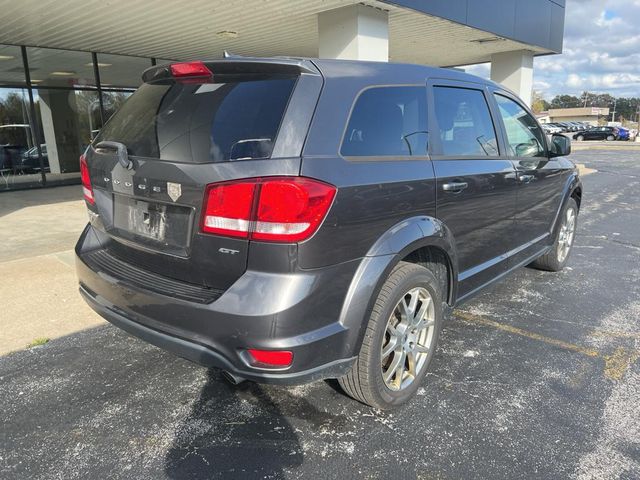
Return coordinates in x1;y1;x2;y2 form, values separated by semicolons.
223;50;243;59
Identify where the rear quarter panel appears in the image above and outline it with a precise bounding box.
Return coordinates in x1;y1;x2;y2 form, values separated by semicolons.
299;62;438;269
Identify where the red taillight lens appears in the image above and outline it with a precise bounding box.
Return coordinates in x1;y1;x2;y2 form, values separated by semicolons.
201;177;336;242
79;154;94;204
253;178;336;242
170;61;212;78
202;180;257;238
247;349;293;368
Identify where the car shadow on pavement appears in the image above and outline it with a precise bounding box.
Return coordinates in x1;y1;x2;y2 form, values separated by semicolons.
164;368;306;479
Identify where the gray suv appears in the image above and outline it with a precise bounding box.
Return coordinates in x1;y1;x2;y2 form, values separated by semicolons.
75;57;580;409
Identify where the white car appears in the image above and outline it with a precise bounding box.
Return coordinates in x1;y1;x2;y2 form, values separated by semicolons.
542;124;563;135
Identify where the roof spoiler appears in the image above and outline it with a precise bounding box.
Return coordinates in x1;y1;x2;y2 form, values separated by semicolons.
142;56;320;83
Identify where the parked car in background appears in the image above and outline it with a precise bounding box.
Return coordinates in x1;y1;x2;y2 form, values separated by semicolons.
573;126;618;141
76;57;580;409
0;124;31;174
542;124;563;135
19;145;49;173
616;127;630;141
0;145;28;174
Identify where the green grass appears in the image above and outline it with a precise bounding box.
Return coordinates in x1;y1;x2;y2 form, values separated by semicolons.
26;337;50;349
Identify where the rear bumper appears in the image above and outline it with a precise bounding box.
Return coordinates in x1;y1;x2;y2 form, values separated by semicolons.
75;225;359;385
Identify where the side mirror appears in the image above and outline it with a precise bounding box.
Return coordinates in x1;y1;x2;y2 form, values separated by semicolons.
549;133;571;157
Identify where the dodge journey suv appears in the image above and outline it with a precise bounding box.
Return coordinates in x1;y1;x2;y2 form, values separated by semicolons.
76;57;581;409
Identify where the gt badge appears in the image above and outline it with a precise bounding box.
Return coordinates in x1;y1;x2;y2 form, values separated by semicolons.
167;182;182;202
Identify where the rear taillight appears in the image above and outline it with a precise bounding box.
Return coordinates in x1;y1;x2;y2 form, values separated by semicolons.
170;61;212;78
202;180;257;238
79;154;94;204
201;177;336;242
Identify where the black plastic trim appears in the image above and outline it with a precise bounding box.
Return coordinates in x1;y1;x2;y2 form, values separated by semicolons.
82;249;223;304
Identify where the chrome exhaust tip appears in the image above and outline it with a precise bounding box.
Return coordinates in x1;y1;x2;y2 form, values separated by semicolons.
222;370;246;385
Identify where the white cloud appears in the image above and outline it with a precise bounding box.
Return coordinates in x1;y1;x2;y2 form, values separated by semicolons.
532;0;640;98
459;1;639;99
567;74;583;88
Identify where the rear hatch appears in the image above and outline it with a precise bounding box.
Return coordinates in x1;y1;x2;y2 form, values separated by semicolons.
83;59;321;290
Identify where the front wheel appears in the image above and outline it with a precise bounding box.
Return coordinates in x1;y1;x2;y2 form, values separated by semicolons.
576;135;584;141
606;135;615;141
338;262;443;409
531;198;578;272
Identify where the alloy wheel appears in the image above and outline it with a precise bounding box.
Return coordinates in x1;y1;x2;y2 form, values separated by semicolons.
380;287;436;391
557;207;576;263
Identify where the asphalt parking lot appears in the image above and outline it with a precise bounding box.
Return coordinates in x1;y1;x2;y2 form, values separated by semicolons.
1;149;639;480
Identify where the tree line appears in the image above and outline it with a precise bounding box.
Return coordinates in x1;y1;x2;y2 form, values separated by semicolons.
532;91;640;122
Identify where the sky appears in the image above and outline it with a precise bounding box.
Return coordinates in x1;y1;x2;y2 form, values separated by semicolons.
465;0;640;100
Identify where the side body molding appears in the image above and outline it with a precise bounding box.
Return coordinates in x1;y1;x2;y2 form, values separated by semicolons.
335;216;458;360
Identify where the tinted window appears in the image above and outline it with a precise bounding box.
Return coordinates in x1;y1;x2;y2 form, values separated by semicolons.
96;75;296;162
433;86;498;156
341;86;427;157
494;94;546;158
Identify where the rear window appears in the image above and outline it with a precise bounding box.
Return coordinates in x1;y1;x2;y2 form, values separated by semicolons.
95;75;297;162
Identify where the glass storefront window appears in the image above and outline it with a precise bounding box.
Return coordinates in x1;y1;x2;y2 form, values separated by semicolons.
0;87;43;189
96;54;152;88
32;89;100;184
26;47;95;88
0;46;155;190
0;45;26;86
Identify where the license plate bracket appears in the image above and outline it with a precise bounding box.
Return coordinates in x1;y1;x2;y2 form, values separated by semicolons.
112;194;193;249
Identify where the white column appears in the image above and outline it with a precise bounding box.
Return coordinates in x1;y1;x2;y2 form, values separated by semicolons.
37;90;61;174
490;50;534;106
317;4;389;62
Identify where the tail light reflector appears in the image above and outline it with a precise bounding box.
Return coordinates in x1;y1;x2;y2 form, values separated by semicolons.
247;349;293;368
201;177;336;242
79;154;94;204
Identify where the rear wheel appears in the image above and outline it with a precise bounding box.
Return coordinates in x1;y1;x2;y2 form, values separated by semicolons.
606;135;615;141
531;198;578;272
576;135;584;141
338;262;442;409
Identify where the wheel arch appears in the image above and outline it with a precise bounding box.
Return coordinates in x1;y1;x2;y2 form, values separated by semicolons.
551;172;582;236
336;216;458;360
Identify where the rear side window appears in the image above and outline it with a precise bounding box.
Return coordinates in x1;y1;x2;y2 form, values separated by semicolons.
433;86;499;156
95;75;297;162
494;94;546;158
341;86;427;157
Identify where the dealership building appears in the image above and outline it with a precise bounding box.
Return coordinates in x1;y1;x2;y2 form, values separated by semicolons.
0;0;565;192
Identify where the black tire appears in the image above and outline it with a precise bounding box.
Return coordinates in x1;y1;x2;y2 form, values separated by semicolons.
338;261;443;409
576;135;584;142
606;135;615;141
531;197;578;272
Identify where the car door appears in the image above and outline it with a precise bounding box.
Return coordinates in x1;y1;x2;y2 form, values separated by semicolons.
588;127;607;140
585;128;599;140
491;90;570;265
428;79;517;300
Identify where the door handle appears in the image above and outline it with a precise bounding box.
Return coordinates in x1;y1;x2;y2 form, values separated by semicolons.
442;181;469;193
518;174;535;184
